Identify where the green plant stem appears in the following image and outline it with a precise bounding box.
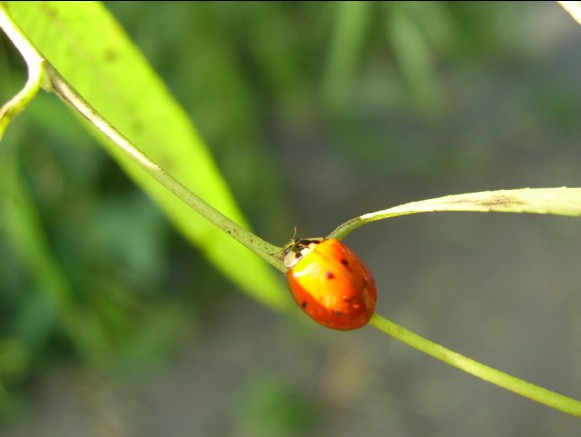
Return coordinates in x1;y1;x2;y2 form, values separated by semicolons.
369;313;581;417
0;4;44;138
0;3;283;270
43;63;284;271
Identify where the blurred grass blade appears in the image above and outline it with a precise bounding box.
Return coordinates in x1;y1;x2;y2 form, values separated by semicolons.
324;1;370;110
0;139;112;363
0;140;67;351
384;3;440;110
2;1;288;310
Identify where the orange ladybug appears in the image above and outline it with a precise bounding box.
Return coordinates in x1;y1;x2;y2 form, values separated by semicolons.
284;238;377;330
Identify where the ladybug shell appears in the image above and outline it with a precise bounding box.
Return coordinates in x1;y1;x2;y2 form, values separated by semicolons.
285;239;377;330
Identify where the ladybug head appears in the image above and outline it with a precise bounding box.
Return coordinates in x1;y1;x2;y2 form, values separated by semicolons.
283;237;323;270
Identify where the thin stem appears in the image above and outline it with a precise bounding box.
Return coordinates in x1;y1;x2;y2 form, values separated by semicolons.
43;63;283;270
0;3;284;270
369;313;581;417
0;5;45;138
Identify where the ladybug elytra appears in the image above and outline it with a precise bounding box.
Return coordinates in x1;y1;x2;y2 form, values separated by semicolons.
284;238;377;330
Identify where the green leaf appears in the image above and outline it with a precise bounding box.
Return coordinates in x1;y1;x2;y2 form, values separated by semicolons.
2;1;288;310
331;187;581;239
375;187;581;216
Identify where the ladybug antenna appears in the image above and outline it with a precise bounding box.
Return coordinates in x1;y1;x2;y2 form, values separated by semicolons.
291;226;298;241
281;226;299;255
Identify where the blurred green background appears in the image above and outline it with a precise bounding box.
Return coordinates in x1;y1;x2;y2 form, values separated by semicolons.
2;2;581;436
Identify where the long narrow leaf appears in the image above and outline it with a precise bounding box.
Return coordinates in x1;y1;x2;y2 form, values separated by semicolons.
2;1;288;309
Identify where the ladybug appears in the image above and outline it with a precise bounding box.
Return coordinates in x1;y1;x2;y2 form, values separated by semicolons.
284;238;377;330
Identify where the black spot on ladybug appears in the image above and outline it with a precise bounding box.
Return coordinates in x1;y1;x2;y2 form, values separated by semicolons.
334;310;343;316
340;258;349;266
301;301;308;308
326;271;335;279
